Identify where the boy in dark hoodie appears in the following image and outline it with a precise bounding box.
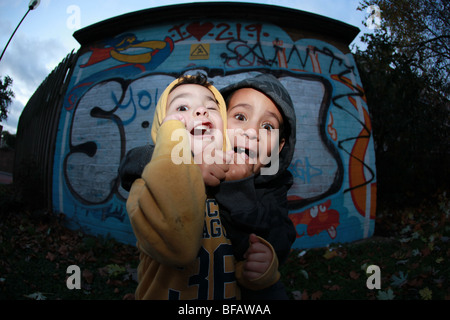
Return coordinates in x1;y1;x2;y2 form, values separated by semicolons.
119;73;296;299
215;74;297;299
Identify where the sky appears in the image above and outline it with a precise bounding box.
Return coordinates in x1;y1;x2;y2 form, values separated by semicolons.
0;0;373;134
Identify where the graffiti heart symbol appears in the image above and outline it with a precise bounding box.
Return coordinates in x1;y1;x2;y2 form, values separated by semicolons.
186;22;214;41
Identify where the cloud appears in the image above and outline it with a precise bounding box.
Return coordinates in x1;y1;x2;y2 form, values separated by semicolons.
0;0;22;9
0;32;70;134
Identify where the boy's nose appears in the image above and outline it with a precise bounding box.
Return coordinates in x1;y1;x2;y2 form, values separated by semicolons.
243;128;258;140
194;106;209;117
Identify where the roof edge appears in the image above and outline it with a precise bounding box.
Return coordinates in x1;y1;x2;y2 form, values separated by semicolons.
73;2;360;46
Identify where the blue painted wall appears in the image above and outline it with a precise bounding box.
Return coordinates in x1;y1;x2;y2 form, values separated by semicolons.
52;18;376;249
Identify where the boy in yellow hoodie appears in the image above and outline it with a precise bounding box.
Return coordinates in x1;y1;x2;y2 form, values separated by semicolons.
126;74;279;300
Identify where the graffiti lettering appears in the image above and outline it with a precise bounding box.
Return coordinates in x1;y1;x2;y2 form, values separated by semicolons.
221;39;281;67
169;22;267;43
111;87;158;125
216;23;234;41
289;157;323;184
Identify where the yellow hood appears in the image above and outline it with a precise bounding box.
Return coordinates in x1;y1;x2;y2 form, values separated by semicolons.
151;76;230;151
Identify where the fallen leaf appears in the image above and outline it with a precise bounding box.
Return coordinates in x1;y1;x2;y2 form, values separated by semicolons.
408;278;423;288
36;224;48;233
104;264;126;277
107;279;124;287
323;250;338;260
82;269;94;284
300;269;309;280
297;250;307;257
98;266;109;277
421;247;431;257
292;291;302;300
377;288;395;300
45;252;56;261
391;271;408;287
301;290;309;300
419;287;432;300
311;291;323;300
329;284;341;291
58;245;69;257
124;266;138;282
24;292;47;300
349;271;360;280
123;293;135;300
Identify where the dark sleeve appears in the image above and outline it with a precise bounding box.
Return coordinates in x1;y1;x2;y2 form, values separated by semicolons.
263;171;296;265
118;144;154;191
215;171;296;264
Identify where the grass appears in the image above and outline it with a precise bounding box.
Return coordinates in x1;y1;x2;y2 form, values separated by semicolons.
0;185;138;300
1;183;449;300
280;192;450;300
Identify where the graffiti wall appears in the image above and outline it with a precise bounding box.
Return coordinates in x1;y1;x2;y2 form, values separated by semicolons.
52;17;376;248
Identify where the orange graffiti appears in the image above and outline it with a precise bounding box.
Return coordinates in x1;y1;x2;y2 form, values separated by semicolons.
348;106;376;219
330;74;367;103
327;112;337;141
289;200;340;239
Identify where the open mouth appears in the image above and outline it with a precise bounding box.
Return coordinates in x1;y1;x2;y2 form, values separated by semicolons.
234;146;257;159
190;122;213;136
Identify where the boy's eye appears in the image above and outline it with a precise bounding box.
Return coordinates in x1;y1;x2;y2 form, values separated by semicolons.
176;105;189;111
207;104;219;111
262;123;275;131
234;113;246;121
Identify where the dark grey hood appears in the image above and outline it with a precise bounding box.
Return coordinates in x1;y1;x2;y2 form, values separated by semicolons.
220;73;297;184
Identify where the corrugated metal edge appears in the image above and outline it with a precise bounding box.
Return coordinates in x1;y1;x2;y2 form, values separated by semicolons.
14;51;79;211
73;2;360;47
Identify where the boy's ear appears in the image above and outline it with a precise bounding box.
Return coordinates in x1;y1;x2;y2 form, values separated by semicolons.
278;138;286;154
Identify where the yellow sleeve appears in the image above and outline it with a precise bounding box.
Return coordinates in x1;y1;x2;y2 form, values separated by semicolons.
235;236;280;291
126;120;206;267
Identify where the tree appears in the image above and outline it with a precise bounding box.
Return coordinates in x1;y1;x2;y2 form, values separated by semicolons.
0;75;15;122
356;0;450;206
358;0;449;96
1;130;16;149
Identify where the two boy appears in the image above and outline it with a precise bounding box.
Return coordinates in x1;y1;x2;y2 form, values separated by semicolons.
124;73;296;299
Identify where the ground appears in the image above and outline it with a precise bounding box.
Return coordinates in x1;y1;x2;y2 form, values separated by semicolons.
0;183;449;300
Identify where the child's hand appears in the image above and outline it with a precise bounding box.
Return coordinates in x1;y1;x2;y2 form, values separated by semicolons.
196;150;233;187
162;114;186;126
225;162;253;181
242;234;273;280
223;150;254;181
